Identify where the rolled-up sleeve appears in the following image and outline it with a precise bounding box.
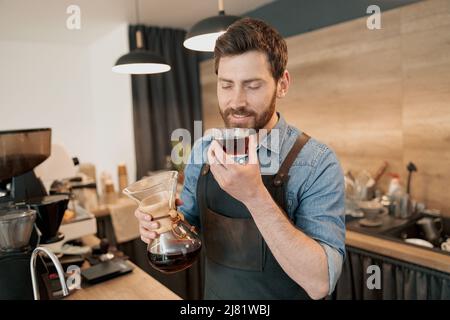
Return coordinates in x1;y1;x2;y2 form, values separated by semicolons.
294;147;346;295
178;138;208;229
319;242;344;295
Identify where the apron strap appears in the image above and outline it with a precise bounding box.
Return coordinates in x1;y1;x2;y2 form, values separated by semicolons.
273;132;310;187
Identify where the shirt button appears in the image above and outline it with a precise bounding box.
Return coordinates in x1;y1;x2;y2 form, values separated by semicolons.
288;199;293;208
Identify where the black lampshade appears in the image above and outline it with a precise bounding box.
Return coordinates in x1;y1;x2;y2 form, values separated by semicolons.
112;50;171;74
184;13;240;52
113;0;172;75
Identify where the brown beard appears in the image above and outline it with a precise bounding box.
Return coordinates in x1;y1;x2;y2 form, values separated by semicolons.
219;89;277;130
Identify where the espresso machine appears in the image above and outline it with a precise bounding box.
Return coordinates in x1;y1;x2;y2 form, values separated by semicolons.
0;128;70;299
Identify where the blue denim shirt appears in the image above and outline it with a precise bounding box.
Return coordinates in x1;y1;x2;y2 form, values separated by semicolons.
179;113;346;295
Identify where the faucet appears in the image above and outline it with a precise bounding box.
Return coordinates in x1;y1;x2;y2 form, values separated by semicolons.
30;246;69;300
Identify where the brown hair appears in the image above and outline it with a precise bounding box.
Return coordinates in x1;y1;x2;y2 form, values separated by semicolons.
214;17;288;81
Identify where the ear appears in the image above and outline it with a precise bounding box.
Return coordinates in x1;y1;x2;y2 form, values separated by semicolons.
276;70;290;99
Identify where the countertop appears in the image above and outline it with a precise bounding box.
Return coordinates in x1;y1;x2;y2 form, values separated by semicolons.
65;236;181;300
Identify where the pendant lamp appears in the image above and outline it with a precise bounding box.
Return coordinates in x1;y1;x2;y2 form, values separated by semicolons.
184;0;240;52
112;0;171;74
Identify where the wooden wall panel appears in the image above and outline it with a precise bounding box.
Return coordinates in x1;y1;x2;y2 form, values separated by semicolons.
200;0;450;215
401;0;450;212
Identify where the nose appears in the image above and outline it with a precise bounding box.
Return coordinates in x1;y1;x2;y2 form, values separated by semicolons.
229;86;248;109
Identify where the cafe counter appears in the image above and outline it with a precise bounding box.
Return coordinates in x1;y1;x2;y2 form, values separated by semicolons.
65;236;181;300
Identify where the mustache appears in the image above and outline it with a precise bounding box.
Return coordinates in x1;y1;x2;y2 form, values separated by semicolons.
224;107;256;118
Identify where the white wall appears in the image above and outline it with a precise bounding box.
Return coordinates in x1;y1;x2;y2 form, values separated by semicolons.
0;24;136;190
88;23;136;187
0;39;96;160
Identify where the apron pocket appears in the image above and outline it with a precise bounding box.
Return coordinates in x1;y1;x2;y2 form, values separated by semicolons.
203;207;265;271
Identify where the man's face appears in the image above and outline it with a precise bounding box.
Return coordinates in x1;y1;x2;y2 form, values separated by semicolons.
217;51;278;129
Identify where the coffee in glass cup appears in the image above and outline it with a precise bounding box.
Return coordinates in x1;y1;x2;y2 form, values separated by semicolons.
211;128;256;163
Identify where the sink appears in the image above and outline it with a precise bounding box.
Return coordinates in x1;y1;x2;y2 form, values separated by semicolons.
380;215;450;255
381;219;426;241
346;213;450;256
346;212;418;236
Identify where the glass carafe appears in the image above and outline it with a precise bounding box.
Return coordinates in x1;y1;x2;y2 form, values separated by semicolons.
123;171;201;273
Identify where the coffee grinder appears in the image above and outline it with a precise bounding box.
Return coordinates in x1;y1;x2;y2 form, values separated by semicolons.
0;128;69;299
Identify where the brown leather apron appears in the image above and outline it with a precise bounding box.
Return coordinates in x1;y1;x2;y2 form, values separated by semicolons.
197;132;312;299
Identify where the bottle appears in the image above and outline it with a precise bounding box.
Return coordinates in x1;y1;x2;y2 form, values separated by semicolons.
387;174;405;218
103;179;117;205
118;163;128;196
387;173;402;196
100;171;112;195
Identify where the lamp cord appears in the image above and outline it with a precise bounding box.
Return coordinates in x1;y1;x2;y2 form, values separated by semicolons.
135;0;140;24
134;0;143;49
218;0;225;15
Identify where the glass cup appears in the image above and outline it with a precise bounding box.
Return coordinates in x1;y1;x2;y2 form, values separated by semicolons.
211;128;256;164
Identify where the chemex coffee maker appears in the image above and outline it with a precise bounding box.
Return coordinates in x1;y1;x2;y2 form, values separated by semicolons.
0;128;70;299
123;171;202;274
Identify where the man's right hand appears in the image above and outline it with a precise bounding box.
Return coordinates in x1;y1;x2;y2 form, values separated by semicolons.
134;198;183;244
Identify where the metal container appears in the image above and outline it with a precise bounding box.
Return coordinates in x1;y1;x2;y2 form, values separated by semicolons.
0;207;36;252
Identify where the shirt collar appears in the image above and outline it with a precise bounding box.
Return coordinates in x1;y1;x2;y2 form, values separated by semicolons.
258;112;288;154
